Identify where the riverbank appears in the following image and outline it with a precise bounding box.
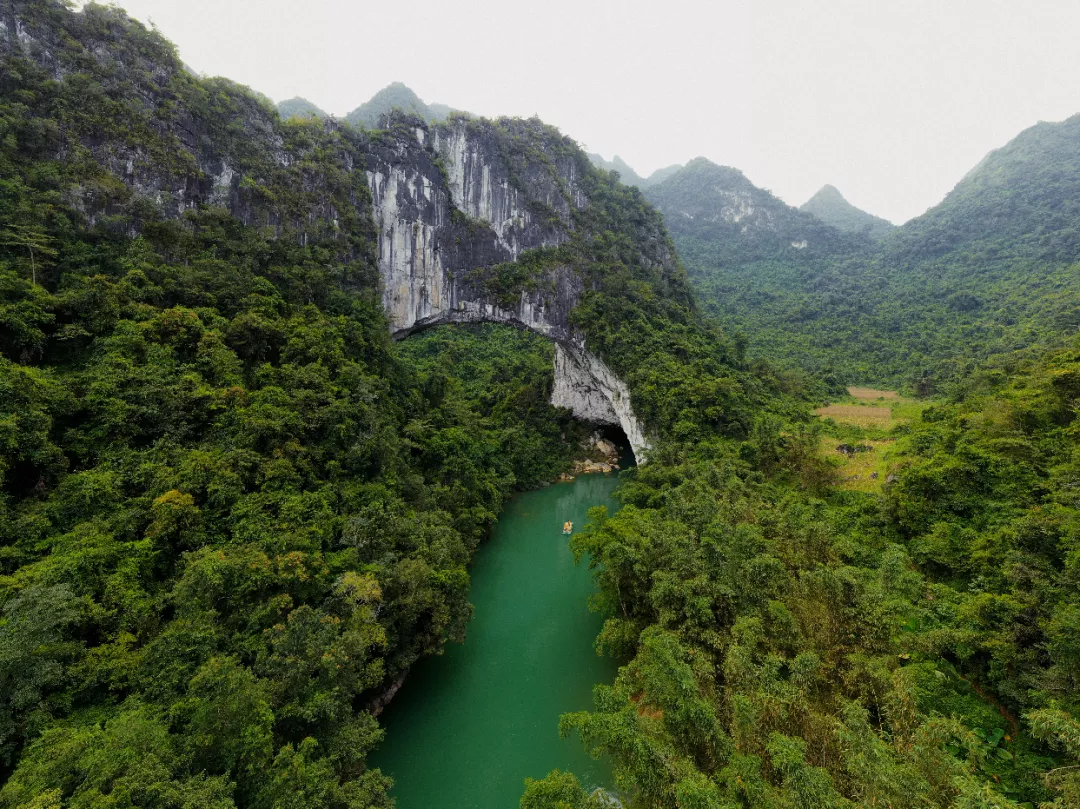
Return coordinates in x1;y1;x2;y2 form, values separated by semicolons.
556;432;624;480
370;468;627;808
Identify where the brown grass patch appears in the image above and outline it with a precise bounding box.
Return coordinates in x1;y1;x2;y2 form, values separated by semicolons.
630;692;664;721
814;404;895;429
847;387;900;400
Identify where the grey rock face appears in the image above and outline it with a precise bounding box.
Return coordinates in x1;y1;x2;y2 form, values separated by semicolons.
551;344;649;459
364;117;650;458
364;118;579;341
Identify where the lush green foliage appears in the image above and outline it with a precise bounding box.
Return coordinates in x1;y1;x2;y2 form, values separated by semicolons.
343;83;462;130
6;5;1080;809
346;83;429;129
653;139;1080;391
0;6;605;807
276;97;327;121
541;344;1080;808
0;234;587;808
585;154;683;190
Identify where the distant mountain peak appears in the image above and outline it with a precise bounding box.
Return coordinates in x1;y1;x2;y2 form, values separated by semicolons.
643;158;857;258
683;157;748;181
344;82;467;129
813;183;843;199
800;184;894;239
586;154;684;189
276;96;327;120
587;153;646;187
890;111;1080;263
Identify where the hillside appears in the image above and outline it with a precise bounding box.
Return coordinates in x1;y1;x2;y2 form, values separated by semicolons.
276;96;326;120
890;113;1080;267
344;82;462;129
644;162;683;185
666;122;1080;389
0;3;771;806
800;183;894;239
645;157;861;260
4;3;1080;809
586;153;683;188
586;153;646;186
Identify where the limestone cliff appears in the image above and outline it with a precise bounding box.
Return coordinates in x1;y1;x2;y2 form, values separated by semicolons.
363;116;581;341
3;0;680;458
362;114;656;457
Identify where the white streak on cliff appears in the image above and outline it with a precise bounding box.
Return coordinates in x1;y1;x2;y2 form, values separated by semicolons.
366;125;651;461
366;167;446;332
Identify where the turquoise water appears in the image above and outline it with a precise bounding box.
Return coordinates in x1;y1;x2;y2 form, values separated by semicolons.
371;471;623;808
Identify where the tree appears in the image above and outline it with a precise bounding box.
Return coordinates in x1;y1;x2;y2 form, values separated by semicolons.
0;225;56;286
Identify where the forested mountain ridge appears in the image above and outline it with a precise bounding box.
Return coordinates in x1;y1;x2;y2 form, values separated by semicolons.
585;154;649;187
276;96;327;120
586;153;682;189
5;3;1080;809
277;85;463;130
654;121;1080;390
344;82;463;129
888;113;1080;267
643;157;867;260
800;183;894;239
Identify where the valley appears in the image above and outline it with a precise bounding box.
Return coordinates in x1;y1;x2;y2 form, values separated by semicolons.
1;3;1080;809
372;467;626;808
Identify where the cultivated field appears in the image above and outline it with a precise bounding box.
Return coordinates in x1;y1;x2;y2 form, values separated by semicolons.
846;386;900;400
814;404;894;429
814;387;925;491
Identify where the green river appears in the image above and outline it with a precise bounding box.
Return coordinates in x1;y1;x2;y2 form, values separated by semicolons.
371;469;624;808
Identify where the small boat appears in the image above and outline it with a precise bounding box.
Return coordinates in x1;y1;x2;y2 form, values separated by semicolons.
562;521;573;535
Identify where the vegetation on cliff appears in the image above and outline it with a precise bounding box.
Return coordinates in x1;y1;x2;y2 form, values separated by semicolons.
276;97;327;121
533;340;1080;808
0;4;637;807
344;82;462;130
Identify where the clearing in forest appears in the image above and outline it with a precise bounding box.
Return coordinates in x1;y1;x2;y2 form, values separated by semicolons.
818;437;895;492
846;386;900;400
814;404;894;429
814;387;926;491
814;387;923;431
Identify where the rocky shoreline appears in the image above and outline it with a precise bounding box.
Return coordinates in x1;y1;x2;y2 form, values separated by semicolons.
556;433;622;481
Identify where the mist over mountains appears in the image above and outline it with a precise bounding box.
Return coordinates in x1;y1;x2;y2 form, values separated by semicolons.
800;184;895;239
584;153;683;189
271;79;1080;389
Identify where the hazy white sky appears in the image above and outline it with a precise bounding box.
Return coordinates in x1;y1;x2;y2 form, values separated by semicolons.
89;0;1080;223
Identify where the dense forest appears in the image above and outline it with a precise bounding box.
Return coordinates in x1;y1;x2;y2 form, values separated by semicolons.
0;2;779;806
341;83;461;130
2;2;1080;809
645;133;1080;392
529;344;1080;809
0;5;596;801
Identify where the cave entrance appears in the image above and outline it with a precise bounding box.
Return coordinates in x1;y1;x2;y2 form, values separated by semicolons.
397;320;647;465
602;424;635;465
585;424;635;469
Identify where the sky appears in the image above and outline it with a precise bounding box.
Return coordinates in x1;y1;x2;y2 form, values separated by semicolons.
84;0;1080;224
